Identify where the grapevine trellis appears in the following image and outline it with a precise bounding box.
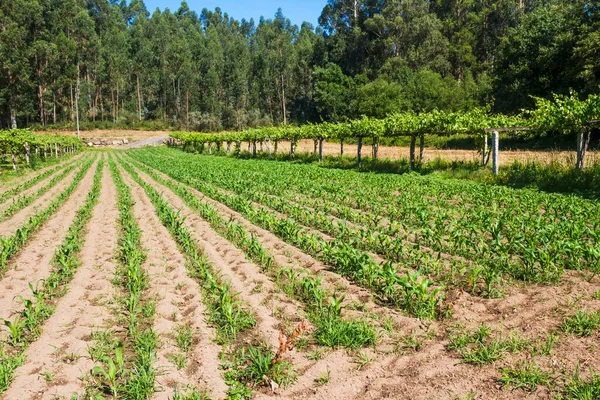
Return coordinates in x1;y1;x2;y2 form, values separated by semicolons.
0;129;82;170
171;92;600;172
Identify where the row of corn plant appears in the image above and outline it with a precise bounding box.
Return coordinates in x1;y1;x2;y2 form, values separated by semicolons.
0;161;78;222
120;155;379;349
87;155;157;399
0;158;103;394
116;157;303;399
126;152;446;320
125;153;500;298
139;147;599;283
0;154;94;276
0;156;80;205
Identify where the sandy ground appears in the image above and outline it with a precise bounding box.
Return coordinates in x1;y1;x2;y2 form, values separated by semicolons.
0;157;99;332
3;157;119;399
121;167;228;399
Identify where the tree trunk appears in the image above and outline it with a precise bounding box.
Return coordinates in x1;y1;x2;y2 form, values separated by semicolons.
274;139;279;155
111;90;115;123
53;92;57;125
357;137;363;167
340;139;344;156
10;108;17;128
409;135;416;170
38;83;45;126
313;139;318;154
281;74;287;125
75;63;81;140
266;138;271;154
252;140;257;157
70;82;74;122
136;74;142;122
419;135;425;165
186;88;189;131
116;79;120;122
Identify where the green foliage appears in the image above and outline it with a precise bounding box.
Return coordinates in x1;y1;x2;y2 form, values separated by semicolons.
1;0;599;130
561;309;600;337
499;362;554;392
530;91;600;137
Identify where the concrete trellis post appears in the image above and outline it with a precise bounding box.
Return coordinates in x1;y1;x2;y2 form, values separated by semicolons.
24;142;30;166
492;130;499;175
290;138;296;159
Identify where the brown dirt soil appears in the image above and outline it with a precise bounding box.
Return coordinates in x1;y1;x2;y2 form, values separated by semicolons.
121;168;228;399
2;159;119;399
0;158;99;327
0;163;83;238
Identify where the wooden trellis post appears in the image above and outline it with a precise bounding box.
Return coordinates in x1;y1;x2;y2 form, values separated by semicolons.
481;134;488;166
318;137;323;162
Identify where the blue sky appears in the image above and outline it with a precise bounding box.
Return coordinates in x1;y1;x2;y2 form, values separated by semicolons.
143;0;325;26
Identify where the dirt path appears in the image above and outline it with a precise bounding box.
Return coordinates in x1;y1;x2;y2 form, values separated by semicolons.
121;169;228;399
0;158;99;325
122;136;168;149
0;166;81;238
2;159;119;399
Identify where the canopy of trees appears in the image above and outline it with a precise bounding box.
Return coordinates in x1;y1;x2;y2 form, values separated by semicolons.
0;0;598;130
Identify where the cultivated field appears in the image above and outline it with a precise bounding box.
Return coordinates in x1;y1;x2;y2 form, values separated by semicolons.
0;147;599;400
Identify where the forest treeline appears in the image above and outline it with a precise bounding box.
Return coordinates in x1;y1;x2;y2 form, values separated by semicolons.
0;0;598;131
